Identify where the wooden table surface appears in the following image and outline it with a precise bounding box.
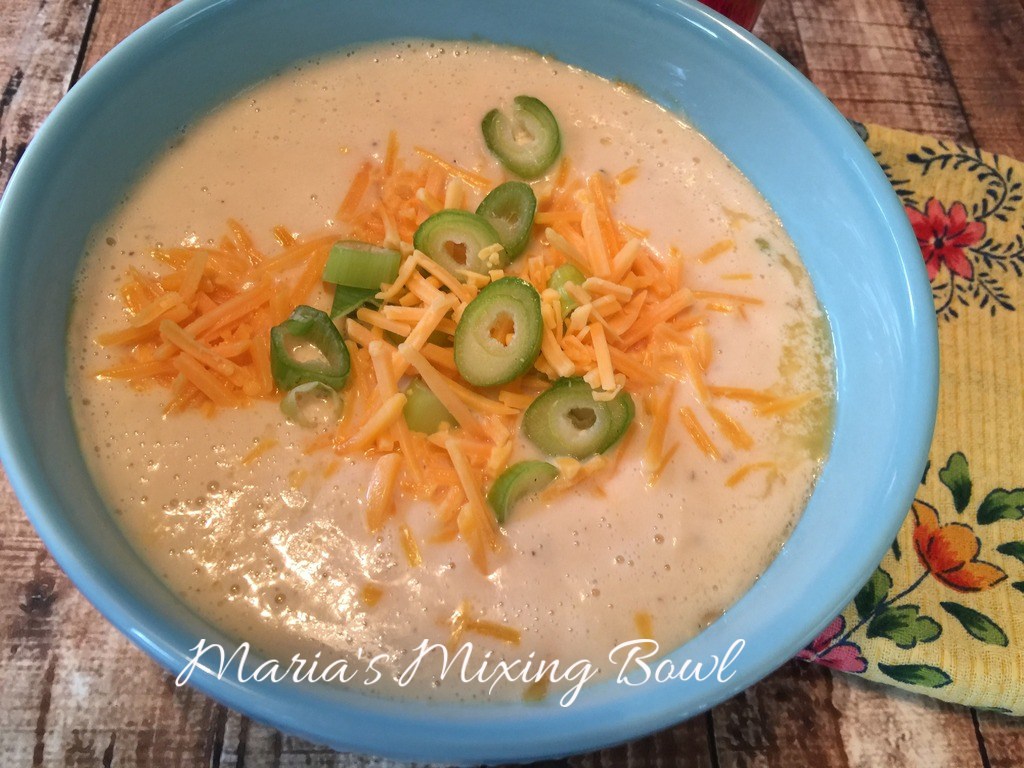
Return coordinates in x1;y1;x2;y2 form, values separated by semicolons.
2;1;1023;765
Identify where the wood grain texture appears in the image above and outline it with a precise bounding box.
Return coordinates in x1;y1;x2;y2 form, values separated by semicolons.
784;0;974;143
712;662;852;768
920;0;1024;158
828;674;986;768
710;663;993;768
0;478;229;764
752;0;809;77
78;0;177;76
2;0;1024;765
570;716;714;768
215;711;418;768
0;0;94;193
975;709;1024;768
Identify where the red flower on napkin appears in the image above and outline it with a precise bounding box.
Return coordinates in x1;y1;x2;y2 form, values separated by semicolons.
797;616;868;673
905;198;985;282
912;500;1006;592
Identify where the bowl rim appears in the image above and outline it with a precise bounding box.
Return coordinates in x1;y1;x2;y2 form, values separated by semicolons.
0;0;938;762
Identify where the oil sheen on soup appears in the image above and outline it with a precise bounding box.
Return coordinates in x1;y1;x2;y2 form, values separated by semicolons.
67;40;834;702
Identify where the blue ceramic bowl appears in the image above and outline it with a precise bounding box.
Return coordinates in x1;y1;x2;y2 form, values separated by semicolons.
0;0;937;762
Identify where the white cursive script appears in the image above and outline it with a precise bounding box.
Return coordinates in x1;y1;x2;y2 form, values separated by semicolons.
608;638;745;686
174;636;747;706
397;639;598;706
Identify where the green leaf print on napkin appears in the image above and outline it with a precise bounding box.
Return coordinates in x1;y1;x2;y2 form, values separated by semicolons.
938;452;972;513
867;606;942;649
878;663;953;689
940;602;1010;646
977;488;1024;524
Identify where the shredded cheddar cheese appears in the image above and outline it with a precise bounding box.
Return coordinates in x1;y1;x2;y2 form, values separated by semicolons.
708;405;754;450
696;239;735;263
95;133;785;575
365;452;402;532
359;582;385;607
399;523;423;568
466;618;522;645
680;406;721;460
523;678;550;702
615;165;640;186
756;391;820;416
338;392;407;453
634;611;654;638
649;441;680;486
240;438;278;466
725;461;777;488
450;601;522;646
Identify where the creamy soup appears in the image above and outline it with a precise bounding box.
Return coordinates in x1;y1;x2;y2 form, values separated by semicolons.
67;40;832;702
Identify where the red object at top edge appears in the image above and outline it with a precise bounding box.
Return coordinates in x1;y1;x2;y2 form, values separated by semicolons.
698;0;766;30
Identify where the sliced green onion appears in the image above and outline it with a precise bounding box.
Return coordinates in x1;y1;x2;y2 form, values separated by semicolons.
330;285;377;319
403;378;454;434
522;377;634;459
487;460;559;523
270;305;350;391
476;181;537;261
454;277;542;387
322;241;401;289
281;381;343;428
413;209;502;278
547;263;587;316
481;96;561;179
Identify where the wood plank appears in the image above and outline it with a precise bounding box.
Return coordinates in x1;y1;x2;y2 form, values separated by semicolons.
711;661;852;768
0;471;229;764
569;716;714;768
219;714;332;767
829;673;986;768
79;0;177;76
921;0;1024;158
218;710;449;767
216;707;710;768
221;713;341;768
753;0;810;77
786;0;973;143
710;660;987;768
976;710;1024;768
0;475;228;765
0;0;96;193
0;480;69;765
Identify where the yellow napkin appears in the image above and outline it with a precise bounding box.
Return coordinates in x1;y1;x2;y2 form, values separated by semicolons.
798;124;1024;715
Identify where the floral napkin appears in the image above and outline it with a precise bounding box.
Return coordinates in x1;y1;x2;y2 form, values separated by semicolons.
798;123;1024;715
